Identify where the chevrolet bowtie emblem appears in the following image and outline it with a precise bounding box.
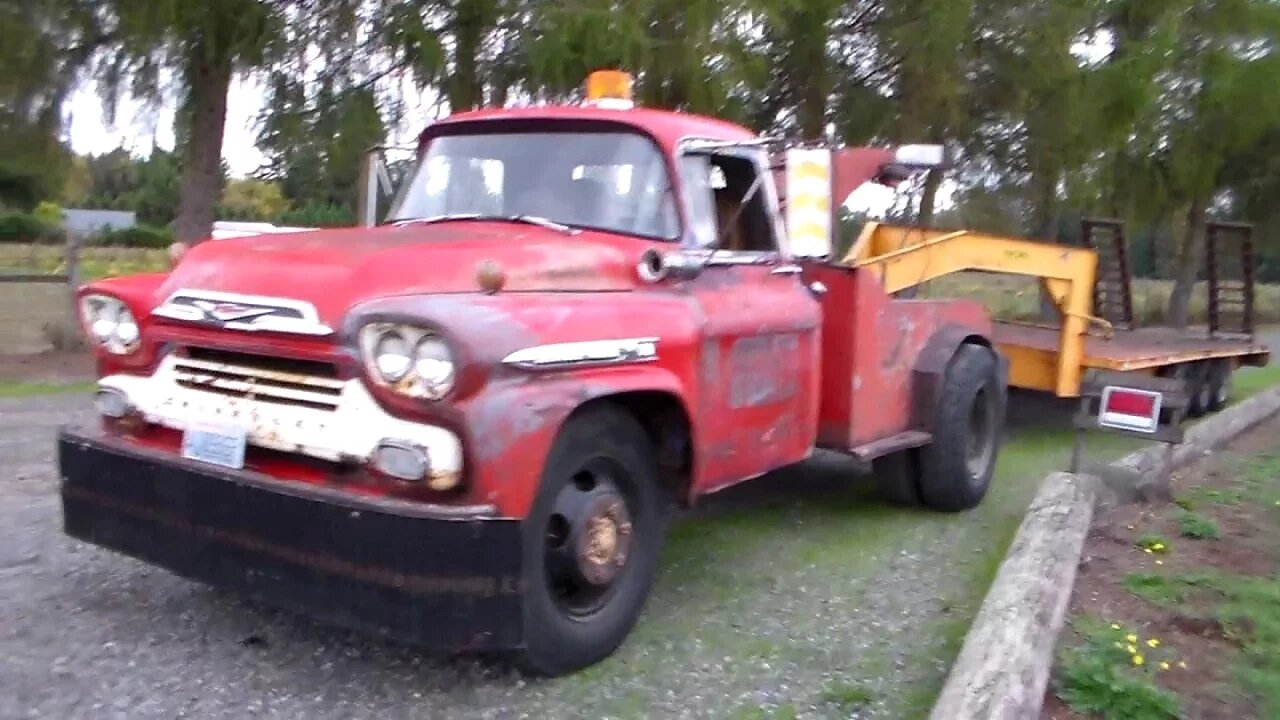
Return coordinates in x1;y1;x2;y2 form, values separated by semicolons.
190;300;276;323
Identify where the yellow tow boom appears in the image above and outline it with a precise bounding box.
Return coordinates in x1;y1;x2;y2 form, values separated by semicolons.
842;222;1108;397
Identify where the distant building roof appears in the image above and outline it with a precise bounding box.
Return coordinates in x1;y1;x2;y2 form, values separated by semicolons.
61;208;137;236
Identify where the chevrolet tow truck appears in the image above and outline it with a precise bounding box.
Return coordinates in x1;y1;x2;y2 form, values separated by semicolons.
58;71;1008;675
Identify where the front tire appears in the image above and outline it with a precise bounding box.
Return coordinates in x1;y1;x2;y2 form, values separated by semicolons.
517;405;666;676
917;344;1004;512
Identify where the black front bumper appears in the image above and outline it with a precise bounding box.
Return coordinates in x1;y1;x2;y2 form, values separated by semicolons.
57;429;524;651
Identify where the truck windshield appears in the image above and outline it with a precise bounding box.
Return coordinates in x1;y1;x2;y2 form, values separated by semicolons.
387;131;680;240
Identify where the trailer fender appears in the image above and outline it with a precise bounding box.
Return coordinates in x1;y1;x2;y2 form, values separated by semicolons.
909;325;1008;433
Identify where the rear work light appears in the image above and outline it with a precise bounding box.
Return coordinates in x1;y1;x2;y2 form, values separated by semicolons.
1098;386;1163;434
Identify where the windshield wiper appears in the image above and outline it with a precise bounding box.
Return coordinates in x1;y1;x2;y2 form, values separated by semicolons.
391;213;579;235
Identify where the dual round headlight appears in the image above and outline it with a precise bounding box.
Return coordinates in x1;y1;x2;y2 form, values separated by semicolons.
361;324;457;400
79;294;140;355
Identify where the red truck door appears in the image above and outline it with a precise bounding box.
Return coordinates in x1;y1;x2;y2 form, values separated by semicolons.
677;147;824;492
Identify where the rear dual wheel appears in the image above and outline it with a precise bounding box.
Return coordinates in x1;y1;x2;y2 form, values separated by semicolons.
517;405;667;677
875;344;1004;512
1168;360;1232;418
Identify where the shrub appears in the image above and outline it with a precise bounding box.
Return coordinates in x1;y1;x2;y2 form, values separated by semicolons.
33;201;63;227
90;224;175;249
278;202;355;228
0;212;59;243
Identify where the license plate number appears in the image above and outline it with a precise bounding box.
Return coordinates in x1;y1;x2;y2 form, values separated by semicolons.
182;420;247;470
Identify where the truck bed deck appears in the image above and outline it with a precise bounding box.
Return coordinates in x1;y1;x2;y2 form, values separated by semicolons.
993;321;1271;395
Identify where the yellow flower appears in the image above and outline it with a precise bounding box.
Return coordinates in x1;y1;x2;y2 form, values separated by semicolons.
1144;548;1154;554
1126;644;1137;654
1160;661;1171;671
1156;560;1165;566
1148;638;1161;648
1114;642;1124;649
1178;661;1188;669
1126;634;1138;643
1133;654;1145;666
1111;623;1122;630
1153;543;1166;551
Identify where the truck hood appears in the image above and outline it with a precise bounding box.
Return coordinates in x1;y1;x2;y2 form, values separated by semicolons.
158;222;646;325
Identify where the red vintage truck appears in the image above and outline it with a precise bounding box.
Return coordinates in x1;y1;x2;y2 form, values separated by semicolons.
59;71;1007;675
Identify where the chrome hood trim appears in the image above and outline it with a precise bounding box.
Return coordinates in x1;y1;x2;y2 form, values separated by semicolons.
151;288;335;337
502;337;659;370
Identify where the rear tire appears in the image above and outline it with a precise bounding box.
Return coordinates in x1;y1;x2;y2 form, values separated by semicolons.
874;449;923;507
917;344;1004;512
517;405;667;676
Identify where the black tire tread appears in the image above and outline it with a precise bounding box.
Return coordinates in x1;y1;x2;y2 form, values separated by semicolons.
516;403;666;677
917;344;1003;512
874;449;923;507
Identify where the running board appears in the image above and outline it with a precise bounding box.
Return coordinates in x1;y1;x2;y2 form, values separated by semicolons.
841;430;933;471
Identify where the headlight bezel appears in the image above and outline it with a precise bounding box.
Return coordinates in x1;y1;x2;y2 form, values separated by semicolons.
78;294;142;355
359;322;458;400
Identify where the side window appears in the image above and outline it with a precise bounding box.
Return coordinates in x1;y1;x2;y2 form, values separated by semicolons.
679;154;719;248
706;153;778;253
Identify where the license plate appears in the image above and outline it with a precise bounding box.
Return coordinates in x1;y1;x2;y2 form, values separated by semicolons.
182;420;248;470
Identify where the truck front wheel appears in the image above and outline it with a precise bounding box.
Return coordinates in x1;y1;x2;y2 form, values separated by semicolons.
918;344;1003;512
517;405;667;676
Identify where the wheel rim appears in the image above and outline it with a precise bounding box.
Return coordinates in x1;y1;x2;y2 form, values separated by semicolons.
542;458;636;618
965;387;997;479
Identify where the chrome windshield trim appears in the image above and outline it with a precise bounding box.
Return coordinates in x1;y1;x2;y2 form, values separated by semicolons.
503;337;659;371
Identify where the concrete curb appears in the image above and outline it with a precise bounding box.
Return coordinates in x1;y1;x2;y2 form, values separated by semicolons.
929;385;1280;720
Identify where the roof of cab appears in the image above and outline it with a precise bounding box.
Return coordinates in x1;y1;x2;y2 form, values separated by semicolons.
422;104;758;152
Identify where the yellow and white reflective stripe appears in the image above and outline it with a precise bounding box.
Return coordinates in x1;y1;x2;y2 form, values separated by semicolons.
785;149;833;258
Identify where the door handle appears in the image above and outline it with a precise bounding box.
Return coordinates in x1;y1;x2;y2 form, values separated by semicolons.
770;265;803;276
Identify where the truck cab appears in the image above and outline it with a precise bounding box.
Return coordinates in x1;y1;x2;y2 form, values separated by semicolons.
59;71;1005;675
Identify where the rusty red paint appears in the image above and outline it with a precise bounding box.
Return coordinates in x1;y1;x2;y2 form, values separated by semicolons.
74;103;994;523
805;264;991;450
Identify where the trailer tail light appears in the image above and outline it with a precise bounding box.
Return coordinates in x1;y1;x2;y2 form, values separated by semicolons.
1098;386;1163;433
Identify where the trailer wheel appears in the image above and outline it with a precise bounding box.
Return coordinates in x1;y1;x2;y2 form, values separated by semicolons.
1205;359;1232;413
917;344;1003;512
1186;363;1211;418
517;405;667;676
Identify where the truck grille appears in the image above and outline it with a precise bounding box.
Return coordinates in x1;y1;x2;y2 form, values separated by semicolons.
173;347;344;412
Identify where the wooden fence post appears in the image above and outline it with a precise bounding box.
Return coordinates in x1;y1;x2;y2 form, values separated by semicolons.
65;233;82;323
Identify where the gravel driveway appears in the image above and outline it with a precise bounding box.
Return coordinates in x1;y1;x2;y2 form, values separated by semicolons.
4;328;1275;719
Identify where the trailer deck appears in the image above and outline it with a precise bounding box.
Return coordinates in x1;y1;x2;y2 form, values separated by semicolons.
845;219;1271;401
994;322;1271;395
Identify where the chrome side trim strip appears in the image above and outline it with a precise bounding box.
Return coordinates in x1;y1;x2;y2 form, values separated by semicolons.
502;337;659;370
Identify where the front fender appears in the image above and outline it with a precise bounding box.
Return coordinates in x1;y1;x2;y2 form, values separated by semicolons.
457;365;690;518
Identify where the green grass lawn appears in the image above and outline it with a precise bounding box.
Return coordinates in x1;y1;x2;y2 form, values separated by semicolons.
0;380;95;399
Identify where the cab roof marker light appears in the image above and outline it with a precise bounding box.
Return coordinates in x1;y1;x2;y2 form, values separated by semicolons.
584;70;635;110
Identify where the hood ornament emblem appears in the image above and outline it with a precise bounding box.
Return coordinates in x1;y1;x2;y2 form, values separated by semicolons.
152;289;335;336
191;300;277;323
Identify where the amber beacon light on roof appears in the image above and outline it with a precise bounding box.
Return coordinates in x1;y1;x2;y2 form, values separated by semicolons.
584;70;635;109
